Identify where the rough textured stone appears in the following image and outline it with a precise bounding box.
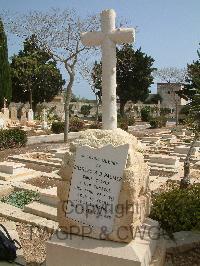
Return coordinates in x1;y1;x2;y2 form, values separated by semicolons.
58;129;150;243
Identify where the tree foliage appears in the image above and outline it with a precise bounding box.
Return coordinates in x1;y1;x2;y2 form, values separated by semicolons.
180;46;200;134
10;35;64;109
91;44;155;114
145;93;162;104
80;104;92;116
178;45;200;186
154;67;186;83
5;8;98;141
0;18;12;107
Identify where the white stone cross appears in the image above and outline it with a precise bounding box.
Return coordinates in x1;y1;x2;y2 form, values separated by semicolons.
81;9;135;129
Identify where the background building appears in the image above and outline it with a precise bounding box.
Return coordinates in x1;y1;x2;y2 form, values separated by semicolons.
157;83;187;115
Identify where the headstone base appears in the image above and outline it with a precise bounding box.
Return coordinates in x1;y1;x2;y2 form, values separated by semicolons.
46;218;165;266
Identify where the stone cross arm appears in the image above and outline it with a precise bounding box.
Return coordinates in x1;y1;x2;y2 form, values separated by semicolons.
81;28;135;47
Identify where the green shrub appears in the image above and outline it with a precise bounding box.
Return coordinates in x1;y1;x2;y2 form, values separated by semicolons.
0;128;27;150
150;116;167;128
127;116;135;126
97;114;102;122
80;105;92;117
141;107;151;122
117;115;135;130
1;190;39;209
119;120;128;131
150;184;200;235
51;118;85;134
69;117;85;132
51;121;64;134
89;122;101;129
117;116;128;131
160;107;171;116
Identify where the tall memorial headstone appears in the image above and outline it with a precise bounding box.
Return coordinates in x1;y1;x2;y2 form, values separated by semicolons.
27;109;34;122
0;114;6;129
41;108;48;129
46;9;164;266
1;98;9;121
20;107;27;125
10;107;18;122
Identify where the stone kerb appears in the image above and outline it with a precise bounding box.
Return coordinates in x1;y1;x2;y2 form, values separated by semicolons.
149;155;179;166
57;129;151;243
174;145;199;155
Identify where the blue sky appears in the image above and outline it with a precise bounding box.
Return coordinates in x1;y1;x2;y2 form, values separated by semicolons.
1;0;200;99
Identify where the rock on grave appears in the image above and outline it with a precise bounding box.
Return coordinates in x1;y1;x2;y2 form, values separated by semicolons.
58;128;151;243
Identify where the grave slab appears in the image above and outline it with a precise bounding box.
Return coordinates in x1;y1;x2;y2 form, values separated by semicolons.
40;187;58;207
0;202;58;231
24;202;57;222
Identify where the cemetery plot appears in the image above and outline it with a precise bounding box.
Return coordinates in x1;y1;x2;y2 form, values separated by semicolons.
24;175;61;189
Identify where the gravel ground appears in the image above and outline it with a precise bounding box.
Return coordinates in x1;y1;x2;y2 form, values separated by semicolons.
165;244;200;266
0;216;51;265
150;170;176;178
25;175;61;189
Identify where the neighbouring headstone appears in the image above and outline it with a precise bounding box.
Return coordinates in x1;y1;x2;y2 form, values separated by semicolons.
41;108;48;129
20;107;27;125
0;118;5;129
1;98;9;120
0;112;6;129
73;109;78;116
10;106;18;121
28;109;34;122
1;108;9;120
